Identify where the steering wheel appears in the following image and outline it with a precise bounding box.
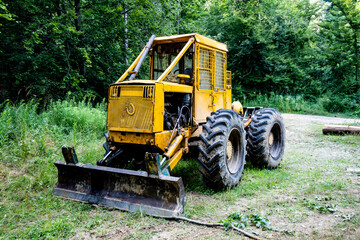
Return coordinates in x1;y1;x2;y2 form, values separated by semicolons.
173;69;180;74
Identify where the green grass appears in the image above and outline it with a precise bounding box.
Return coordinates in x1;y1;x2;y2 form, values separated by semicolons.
0;99;110;239
1;98;360;239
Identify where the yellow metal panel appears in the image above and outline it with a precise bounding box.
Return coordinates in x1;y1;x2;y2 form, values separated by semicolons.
213;91;225;112
225;71;232;109
194;44;213;123
163;82;193;93
108;131;154;145
154;33;196;44
193;44;228;123
155;131;173;152
213;51;226;111
120;87;143;97
194;90;213;123
154;33;228;52
153;84;164;132
114;80;155;85
168;149;183;170
194;34;228;52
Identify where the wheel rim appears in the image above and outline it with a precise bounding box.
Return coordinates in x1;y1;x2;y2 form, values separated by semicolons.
269;123;282;159
226;128;242;174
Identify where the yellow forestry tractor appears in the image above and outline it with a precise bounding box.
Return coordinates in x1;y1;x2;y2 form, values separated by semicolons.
54;33;285;217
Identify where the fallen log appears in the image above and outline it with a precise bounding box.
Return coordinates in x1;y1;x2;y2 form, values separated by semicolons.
322;125;360;135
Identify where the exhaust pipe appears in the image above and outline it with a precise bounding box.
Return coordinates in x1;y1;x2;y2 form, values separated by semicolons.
129;35;156;80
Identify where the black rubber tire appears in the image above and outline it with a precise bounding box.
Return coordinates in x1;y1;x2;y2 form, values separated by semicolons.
198;109;246;190
246;108;285;168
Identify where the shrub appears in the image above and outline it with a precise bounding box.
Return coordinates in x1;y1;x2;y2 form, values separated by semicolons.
46;99;106;135
0;100;42;147
238;93;327;115
323;96;359;113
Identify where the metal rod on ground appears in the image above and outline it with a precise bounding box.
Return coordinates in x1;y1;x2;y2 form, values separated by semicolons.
162;216;262;240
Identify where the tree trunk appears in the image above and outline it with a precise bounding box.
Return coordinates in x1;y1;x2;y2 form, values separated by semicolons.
355;31;358;88
55;0;62;17
74;0;81;31
322;125;360;135
74;0;86;76
124;5;128;66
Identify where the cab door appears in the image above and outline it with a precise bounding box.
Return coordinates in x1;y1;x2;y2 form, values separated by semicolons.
213;51;227;111
194;45;228;123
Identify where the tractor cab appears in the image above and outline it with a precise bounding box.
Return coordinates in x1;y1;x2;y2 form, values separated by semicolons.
151;42;194;84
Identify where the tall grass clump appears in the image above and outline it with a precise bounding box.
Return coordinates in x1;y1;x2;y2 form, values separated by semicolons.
239;93;327;115
238;92;360;117
0;99;107;239
47;98;107;136
0;99;107;162
0;100;43;148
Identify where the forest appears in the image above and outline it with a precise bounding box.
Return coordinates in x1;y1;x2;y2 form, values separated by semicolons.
0;0;359;116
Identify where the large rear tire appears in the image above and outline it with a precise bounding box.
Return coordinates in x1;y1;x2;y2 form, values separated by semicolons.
198;109;246;189
246;108;285;168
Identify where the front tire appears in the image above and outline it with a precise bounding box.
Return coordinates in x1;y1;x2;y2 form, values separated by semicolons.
198;109;246;189
246;108;285;168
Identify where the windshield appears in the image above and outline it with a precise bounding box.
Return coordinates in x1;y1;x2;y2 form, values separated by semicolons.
152;43;193;82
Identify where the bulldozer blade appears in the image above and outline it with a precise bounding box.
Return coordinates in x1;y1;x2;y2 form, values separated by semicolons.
53;160;185;217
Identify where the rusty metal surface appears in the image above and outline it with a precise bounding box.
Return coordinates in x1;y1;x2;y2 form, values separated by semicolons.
54;161;185;217
61;146;78;164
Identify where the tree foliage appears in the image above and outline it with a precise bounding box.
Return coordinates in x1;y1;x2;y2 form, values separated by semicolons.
0;0;178;103
0;0;359;113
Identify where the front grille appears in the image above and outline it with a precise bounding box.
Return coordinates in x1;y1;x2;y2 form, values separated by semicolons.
143;86;154;99
111;86;121;97
108;86;154;132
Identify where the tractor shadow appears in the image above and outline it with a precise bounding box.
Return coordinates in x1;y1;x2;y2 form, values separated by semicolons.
170;158;215;195
171;156;266;195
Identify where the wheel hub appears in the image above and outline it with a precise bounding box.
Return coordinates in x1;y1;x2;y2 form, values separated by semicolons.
269;132;274;146
226;140;233;161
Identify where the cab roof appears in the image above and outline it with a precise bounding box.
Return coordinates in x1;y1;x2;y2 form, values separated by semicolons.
154;33;228;52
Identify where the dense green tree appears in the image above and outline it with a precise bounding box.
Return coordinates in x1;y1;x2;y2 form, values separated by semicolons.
203;0;321;97
0;0;177;103
331;0;360;90
0;0;14;24
0;0;359;113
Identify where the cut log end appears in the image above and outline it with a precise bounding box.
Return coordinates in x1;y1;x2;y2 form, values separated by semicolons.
322;125;360;135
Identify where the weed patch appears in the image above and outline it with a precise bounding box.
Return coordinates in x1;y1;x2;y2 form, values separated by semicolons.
220;212;273;231
302;198;338;214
